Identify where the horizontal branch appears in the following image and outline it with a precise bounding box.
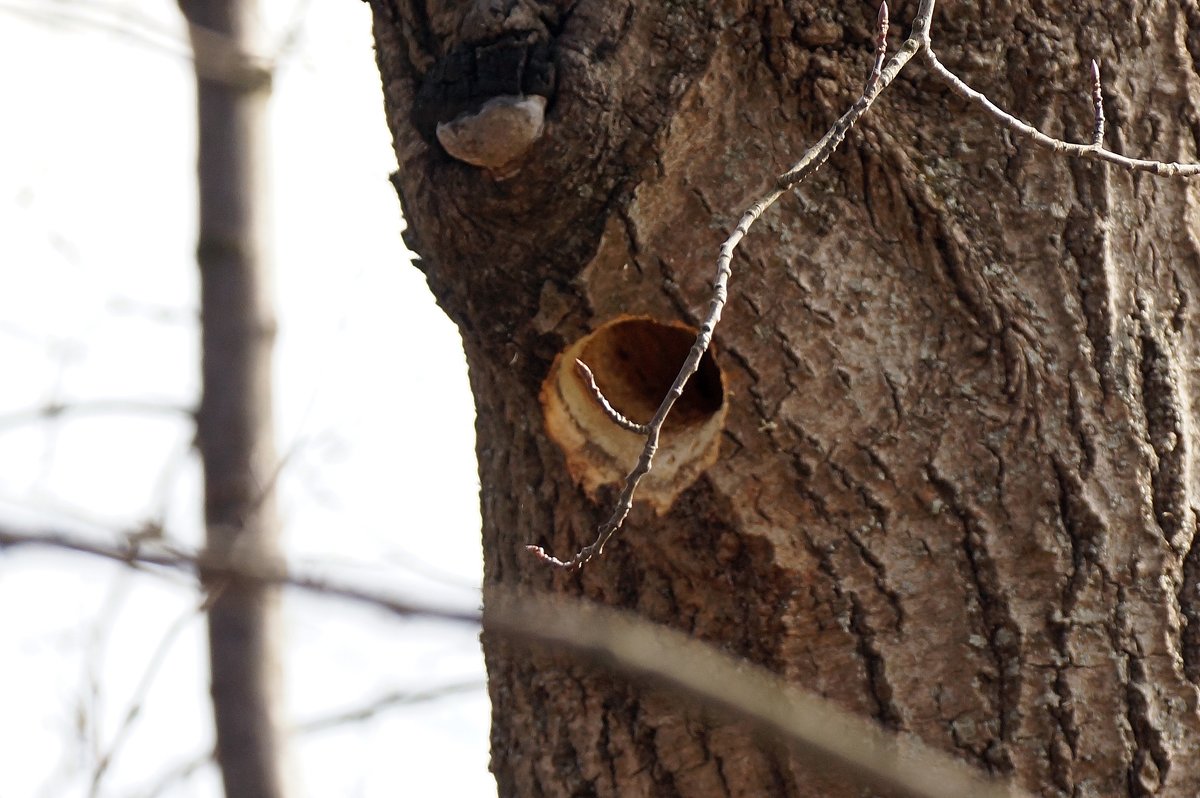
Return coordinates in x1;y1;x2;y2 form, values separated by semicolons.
0;399;194;432
1;521;1028;798
136;680;485;797
294;681;484;735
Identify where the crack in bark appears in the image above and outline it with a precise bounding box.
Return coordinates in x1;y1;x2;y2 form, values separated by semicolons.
1066;372;1097;478
553;723;598;797
829;456;891;529
1137;313;1194;553
848;593;904;730
1169;270;1189;335
1046;659;1079;796
845;525;905;632
1051;458;1107;616
1063;165;1117;397
376;0;435;71
692;726;734;798
764;747;798;798
1183;511;1200;684
927;463;1021;774
860;443;897;484
904;180;1039;410
596;698;620;795
1134;302;1200;686
636;697;686;798
882;369;905;428
656;254;705;325
1045;457;1108;795
792;434;906;632
1112;589;1173;797
789;486;893;735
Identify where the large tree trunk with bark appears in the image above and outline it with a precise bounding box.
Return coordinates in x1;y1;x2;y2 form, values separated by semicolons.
371;1;1200;795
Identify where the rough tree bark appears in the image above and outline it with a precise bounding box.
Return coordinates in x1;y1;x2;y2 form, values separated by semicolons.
179;2;285;796
372;1;1200;796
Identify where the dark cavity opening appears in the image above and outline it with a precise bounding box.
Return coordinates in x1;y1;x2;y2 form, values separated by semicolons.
578;317;724;432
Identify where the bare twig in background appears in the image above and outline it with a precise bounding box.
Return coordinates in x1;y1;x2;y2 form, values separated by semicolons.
0;0;311;75
88;595;213;798
293;680;484;735
79;575;138;791
0;0;190;58
0;525;477;622
0;522;1029;798
529;0;934;569
0;399;193;433
136;680;483;798
136;751;215;798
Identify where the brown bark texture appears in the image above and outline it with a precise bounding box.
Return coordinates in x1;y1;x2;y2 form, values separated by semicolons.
180;1;285;796
372;1;1200;796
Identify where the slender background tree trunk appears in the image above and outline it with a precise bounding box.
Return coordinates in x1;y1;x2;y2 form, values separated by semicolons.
373;1;1200;795
179;2;284;796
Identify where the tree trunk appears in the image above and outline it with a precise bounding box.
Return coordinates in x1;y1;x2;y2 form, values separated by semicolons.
371;1;1200;795
179;2;285;796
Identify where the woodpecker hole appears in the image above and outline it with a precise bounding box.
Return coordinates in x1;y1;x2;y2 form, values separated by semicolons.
540;316;727;514
578;318;723;430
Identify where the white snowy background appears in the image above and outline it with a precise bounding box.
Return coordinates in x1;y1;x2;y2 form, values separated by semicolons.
0;1;490;795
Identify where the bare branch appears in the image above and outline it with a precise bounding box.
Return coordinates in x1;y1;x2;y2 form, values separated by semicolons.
135;751;214;798
88;595;212;798
0;521;1029;798
573;359;648;434
923;47;1200;176
530;0;938;570
0;399;193;433
137;681;483;797
0;525;478;623
293;681;483;735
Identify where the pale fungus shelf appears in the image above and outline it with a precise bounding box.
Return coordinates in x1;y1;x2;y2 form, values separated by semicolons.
436;94;547;178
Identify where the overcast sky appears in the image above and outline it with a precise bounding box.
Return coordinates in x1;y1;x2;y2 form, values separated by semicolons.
0;1;490;795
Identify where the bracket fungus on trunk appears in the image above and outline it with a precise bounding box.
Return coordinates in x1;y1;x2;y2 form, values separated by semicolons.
436;94;547;177
411;29;555;179
540;316;727;514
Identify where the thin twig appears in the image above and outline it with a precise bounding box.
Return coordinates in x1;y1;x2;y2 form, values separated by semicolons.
293;681;484;735
1089;59;1105;146
923;47;1200;176
136;681;483;797
134;750;214;798
528;0;937;570
1;521;1029;798
573;359;648;434
89;595;213;798
0;399;194;433
0;525;479;623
